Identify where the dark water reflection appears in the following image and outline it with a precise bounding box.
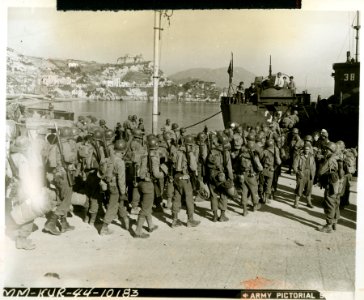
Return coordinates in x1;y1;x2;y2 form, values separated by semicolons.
54;100;224;133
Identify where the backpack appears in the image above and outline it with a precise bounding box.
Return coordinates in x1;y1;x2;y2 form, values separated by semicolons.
343;150;357;174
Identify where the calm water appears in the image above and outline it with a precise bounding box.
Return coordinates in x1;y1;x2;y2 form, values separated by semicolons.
52;100;224;134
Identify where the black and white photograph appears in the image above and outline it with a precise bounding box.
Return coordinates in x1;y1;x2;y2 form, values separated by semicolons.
1;1;363;299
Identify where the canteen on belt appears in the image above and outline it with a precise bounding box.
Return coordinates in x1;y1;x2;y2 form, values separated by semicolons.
71;192;87;207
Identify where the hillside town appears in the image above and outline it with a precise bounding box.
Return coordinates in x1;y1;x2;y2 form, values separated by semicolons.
6;48;221;102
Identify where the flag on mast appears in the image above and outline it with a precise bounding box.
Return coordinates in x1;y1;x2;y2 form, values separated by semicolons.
227;53;233;83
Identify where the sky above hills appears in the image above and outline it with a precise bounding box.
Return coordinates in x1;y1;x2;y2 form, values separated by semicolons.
6;8;360;90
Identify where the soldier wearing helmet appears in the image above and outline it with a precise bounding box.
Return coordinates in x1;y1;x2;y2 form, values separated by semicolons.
123;115;133;141
292;143;316;209
97;139;129;235
259;139;281;204
99;119;108;131
138;118;145;133
287;127;303;174
133;136;165;238
131;115;138;130
233;140;263;216
317;141;342;233
43;126;77;236
206;134;235;222
171;123;180;145
170;135;201;228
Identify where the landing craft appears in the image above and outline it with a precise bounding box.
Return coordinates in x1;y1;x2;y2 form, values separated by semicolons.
221;12;360;148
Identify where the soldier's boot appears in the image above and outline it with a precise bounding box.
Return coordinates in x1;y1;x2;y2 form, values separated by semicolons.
218;210;229;222
187;217;200;227
44;212;61;236
146;215;158;233
271;191;275;201
242;202;249;216
318;224;333;233
253;202;261;212
306;196;314;208
100;223;113;235
60;216;75;233
16;237;36;250
134;216;150;238
294;196;300;209
171;212;183;228
89;213;97;226
332;223;337;231
212;210;218;222
266;193;271;204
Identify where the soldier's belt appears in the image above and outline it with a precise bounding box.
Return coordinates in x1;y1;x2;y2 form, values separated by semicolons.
176;174;190;180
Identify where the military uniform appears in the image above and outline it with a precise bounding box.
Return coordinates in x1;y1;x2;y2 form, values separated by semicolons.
171;142;200;228
44;128;77;235
259;144;277;203
99;149;129;235
318;143;341;233
134;140;164;238
293;149;316;208
206;141;234;222
234;145;262;215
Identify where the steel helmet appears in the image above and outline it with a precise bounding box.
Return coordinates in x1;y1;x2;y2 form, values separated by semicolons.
265;139;275;147
336;140;345;151
184;135;195;145
171;123;179;130
304;135;313;142
132;128;143;139
147;137;159;150
292;128;299;134
93;129;104;140
180;128;186;134
146;133;156;142
60;127;71;138
132;115;138;121
114;139;127;151
325;142;337;153
247;133;256;142
99;119;106;126
197;132;207;143
105;129;114;140
163;131;172;141
217;134;229;146
90;116;97;123
230;122;238;129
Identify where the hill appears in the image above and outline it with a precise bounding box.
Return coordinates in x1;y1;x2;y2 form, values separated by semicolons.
168;67;256;89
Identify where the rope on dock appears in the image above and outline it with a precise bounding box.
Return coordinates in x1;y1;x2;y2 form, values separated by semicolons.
182;110;222;130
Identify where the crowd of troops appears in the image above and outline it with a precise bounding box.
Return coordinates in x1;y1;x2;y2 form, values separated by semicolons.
5;111;358;250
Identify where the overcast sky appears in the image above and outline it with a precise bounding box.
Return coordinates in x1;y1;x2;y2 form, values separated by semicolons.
6;8;360;88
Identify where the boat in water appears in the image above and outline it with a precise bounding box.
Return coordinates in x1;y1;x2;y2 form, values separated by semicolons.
221;12;360;148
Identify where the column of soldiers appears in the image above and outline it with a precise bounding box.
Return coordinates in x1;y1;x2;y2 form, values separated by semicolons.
5;112;358;250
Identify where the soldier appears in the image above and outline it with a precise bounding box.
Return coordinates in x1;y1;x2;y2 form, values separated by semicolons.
164;119;172;132
98;140;130;235
271;134;283;200
99;119;109;131
206;134;235;222
260;139;280;204
114;122;123;141
235;140;262;216
44;126;77;235
171;135;201;228
317;142;342;233
131;115;138;130
287;128;303;174
138;118;145;133
160;131;178;209
171;123;181;145
123;115;133;141
292;143;316;208
134;137;164;238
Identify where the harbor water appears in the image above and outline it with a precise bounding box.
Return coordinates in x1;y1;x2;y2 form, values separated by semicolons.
51;100;224;133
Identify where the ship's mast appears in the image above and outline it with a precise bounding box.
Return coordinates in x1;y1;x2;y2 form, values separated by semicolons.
152;11;162;135
353;11;360;62
269;55;272;77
